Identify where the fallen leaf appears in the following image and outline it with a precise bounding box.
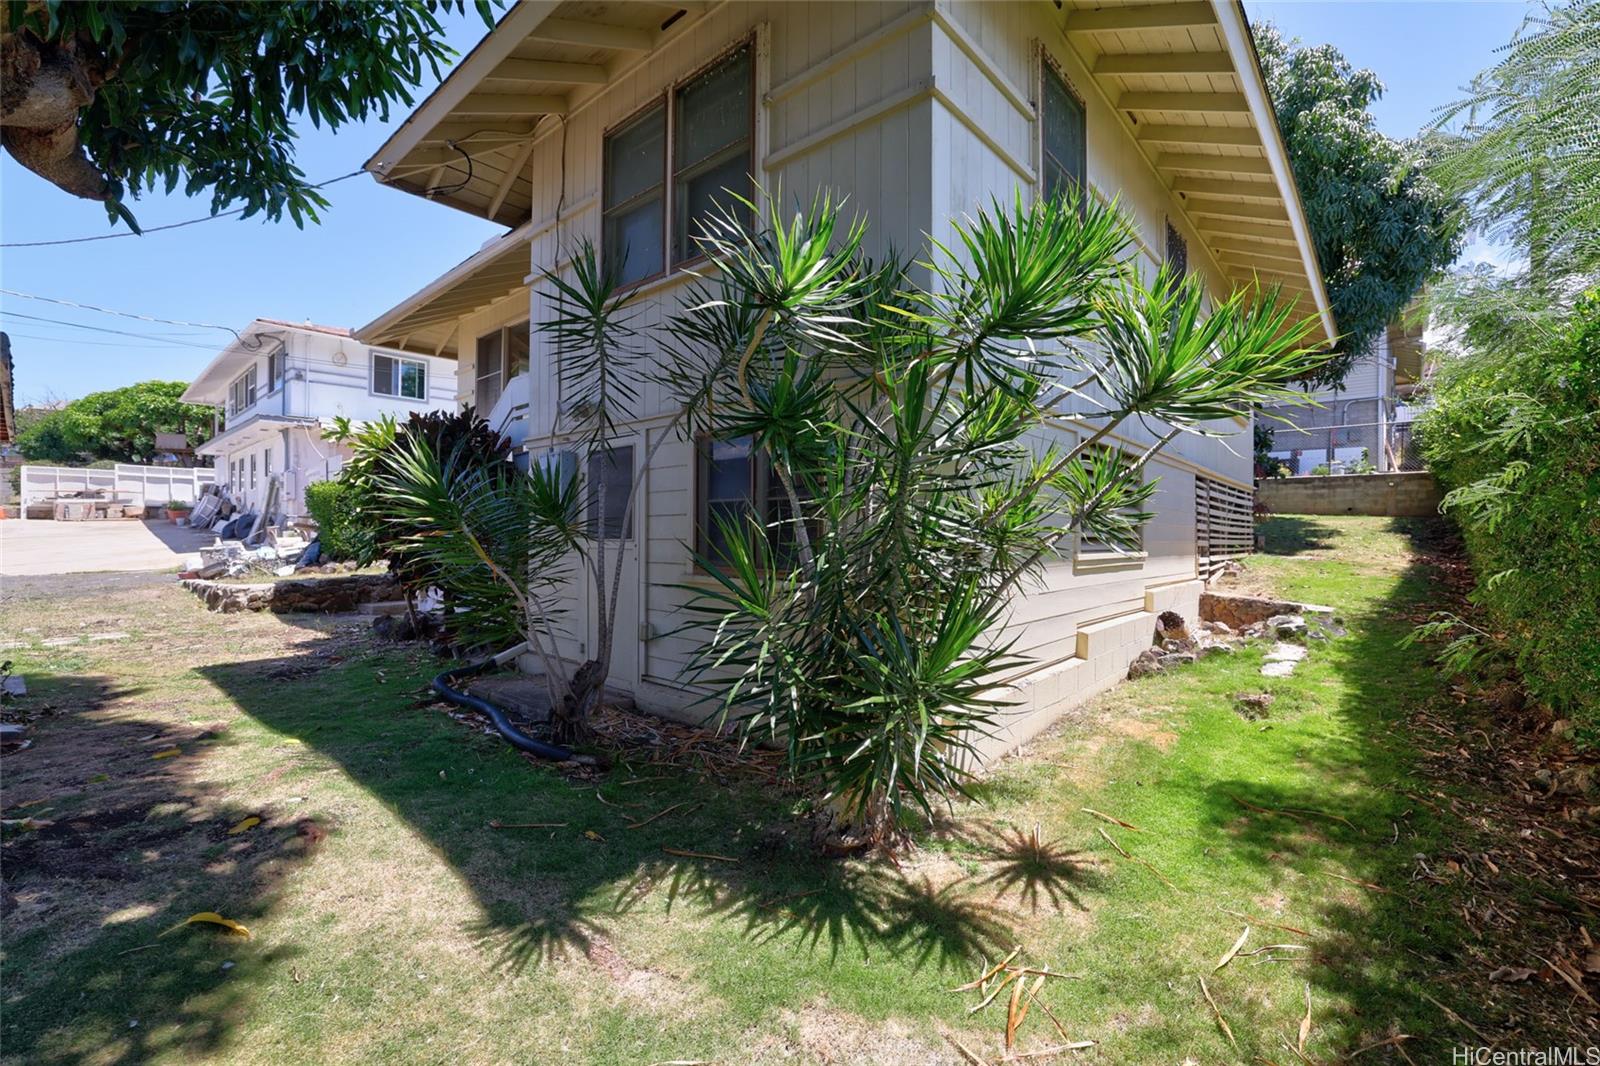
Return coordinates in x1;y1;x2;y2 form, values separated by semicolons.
152;747;181;760
227;816;261;836
1214;926;1250;971
1298;982;1312;1054
584;829;605;842
167;912;252;939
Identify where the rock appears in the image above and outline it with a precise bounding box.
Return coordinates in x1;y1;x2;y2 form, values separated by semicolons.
1552;719;1576;738
1161;638;1197;653
182;574;402;614
1265;614;1308;640
1157;651;1198;669
1196;640;1235;658
1204;620;1235;636
1235;692;1274;719
1260;661;1298;678
1156;610;1190;644
1556;766;1597;798
1264;642;1308;663
1127;648;1165;680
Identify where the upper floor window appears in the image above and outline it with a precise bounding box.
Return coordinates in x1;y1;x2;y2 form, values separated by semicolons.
229;365;257;414
603;42;753;287
266;349;285;393
372;352;427;400
474;321;530;413
1041;58;1086;203
1165;219;1189;285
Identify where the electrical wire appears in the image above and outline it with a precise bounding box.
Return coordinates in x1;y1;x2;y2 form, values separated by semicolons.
0;170;365;249
0;310;229;350
0;289;249;342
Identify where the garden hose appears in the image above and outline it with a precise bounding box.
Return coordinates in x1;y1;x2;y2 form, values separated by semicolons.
431;644;597;765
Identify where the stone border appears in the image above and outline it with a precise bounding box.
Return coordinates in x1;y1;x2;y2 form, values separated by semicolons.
1200;591;1335;630
182;573;401;614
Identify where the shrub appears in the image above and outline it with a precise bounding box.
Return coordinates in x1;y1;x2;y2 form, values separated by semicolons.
304;479;371;562
1419;290;1600;727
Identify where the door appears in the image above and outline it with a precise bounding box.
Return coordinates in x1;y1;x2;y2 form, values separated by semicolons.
584;439;641;696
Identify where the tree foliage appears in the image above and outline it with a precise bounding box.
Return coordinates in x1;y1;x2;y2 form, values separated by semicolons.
1426;0;1600;278
1253;23;1464;386
0;1;493;229
14;379;211;464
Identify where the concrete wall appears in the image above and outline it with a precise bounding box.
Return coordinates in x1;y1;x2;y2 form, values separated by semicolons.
1256;471;1442;517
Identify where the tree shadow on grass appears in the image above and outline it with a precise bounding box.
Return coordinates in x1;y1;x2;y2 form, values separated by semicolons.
180;646;1024;986
1256;514;1340;555
2;674;316;1066
1189;517;1594;1061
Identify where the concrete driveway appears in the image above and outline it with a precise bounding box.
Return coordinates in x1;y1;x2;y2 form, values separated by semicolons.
0;519;215;577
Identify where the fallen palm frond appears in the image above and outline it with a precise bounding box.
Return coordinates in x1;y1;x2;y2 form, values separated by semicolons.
661;846;739;863
1222;908;1312;938
1298;982;1313;1055
1349;1034;1414;1058
953;948;1023;991
488;820;568;829
1198;976;1237;1050
1002;1042;1095;1060
1214;926;1250;971
956;953;1086;1053
1227;792;1357;831
943;1031;991;1066
1420;991;1493;1044
1095;827;1176;889
1325;871;1394;895
626;801;701;830
1081;807;1141;831
1535;954;1599;1007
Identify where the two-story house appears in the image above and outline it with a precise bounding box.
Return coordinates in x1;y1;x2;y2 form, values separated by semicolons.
182;319;458;519
355;0;1335;760
1258;316;1427;475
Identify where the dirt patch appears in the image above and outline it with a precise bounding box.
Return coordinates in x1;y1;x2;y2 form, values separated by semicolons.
749;1002;959;1065
584;934;701;1016
1107;718;1177;752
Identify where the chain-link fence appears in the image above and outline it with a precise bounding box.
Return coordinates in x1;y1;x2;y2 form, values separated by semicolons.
1263;420;1425;476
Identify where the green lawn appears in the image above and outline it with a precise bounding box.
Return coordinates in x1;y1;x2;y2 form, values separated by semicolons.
0;518;1556;1064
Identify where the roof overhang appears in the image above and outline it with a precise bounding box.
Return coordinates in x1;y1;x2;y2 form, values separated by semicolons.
356;223;536;358
196;415;321;457
1059;0;1336;344
363;1;712;227
181;321;308;405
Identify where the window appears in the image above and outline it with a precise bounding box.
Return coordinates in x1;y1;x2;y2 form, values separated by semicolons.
230;460;238;493
1164;219;1189;286
372;352;427;400
1041;58;1086;203
250;453;258;492
266;349;285;393
229;366;258;414
586;446;634;539
602;42;753;285
695;436;811;566
263;447;272;480
474;322;530;411
1077;447;1144;559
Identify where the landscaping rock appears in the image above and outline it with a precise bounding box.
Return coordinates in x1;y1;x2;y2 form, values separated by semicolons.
1200;591;1336;630
1265;614;1309;640
1234;692;1274;719
1157;651;1198;669
1261;661;1298;679
1127;648;1165;679
1156;610;1190;644
1264;642;1308;664
182;574;402;614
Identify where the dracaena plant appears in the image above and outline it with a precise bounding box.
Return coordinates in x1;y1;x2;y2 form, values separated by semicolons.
646;191;1329;845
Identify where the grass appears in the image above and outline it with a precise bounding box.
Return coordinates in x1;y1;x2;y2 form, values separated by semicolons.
0;517;1555;1063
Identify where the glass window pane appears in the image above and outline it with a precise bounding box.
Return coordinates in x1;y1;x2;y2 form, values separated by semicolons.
675;48;751;169
1043;66;1085;201
373;354;395;396
675;150;751;262
475;331;503;410
605;199;665;286
605;104;666;206
586;445;633;539
400;361;426;400
506;322;530;380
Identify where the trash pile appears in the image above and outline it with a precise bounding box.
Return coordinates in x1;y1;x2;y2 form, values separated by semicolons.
179;477;327;579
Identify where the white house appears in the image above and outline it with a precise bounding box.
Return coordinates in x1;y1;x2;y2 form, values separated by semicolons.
182;319;458;519
356;0;1335;761
1259;317;1426;474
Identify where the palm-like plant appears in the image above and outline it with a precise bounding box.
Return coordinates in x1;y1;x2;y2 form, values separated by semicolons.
645;191;1329;844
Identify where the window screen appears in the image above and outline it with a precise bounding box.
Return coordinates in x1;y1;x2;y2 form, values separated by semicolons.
673;46;753;263
475;331;503;411
603;104;667;286
586;445;634;539
1042;62;1086;203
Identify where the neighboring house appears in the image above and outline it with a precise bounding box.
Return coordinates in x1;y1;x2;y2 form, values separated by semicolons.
357;0;1334;760
1258;317;1426;475
182;319;458;519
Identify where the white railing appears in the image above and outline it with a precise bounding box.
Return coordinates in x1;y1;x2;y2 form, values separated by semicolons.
19;463;217;515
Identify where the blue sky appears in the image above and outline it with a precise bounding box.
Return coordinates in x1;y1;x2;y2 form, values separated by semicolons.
1;2;1529;406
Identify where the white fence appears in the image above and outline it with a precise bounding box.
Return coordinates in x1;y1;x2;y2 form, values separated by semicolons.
19;463;217;515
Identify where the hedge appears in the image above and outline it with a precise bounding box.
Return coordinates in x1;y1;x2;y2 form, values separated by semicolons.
304;479;373;562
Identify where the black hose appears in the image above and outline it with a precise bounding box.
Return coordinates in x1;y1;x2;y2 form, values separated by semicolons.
432;659;593;764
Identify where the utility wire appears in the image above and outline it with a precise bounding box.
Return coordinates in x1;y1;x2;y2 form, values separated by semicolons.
0;289;247;341
0;311;227;351
0;170;365;248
